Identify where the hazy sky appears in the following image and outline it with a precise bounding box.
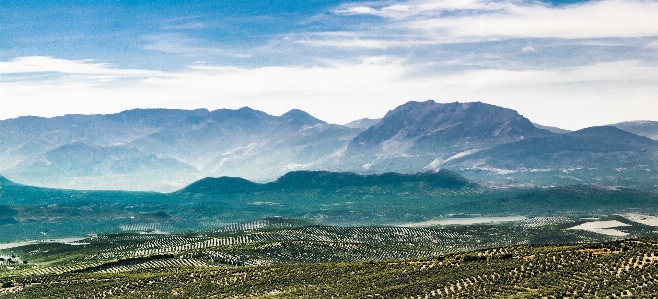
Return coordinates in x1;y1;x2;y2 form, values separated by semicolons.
1;0;657;130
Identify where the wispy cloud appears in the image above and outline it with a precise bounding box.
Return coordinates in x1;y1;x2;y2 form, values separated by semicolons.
163;21;206;30
142;34;252;58
410;1;658;39
316;0;658;48
294;32;412;49
333;0;499;19
521;45;537;53
0;56;164;77
646;40;658;49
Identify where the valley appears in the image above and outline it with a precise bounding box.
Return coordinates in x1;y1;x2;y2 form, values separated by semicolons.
0;171;658;297
2;170;658;243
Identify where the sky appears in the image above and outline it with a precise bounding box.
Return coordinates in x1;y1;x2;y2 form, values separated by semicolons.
1;0;658;130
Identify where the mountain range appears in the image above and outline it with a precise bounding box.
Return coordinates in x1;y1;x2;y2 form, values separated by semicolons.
0;107;361;191
1;100;657;191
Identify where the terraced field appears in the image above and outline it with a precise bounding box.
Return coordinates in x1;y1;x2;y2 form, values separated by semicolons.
0;215;657;298
1;217;617;272
1;237;658;298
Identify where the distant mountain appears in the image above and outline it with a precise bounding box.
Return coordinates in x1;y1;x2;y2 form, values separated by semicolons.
280;109;326;126
447;126;658;168
444;126;658;188
344;118;381;129
0;107;363;191
341;101;552;173
532;123;572;134
610;120;658;140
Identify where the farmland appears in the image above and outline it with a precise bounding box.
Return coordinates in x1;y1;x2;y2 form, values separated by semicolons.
0;226;657;298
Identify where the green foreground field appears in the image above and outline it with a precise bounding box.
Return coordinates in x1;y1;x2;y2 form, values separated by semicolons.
0;220;657;298
1;237;657;298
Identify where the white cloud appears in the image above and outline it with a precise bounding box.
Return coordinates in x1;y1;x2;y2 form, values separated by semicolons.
142;34;252;57
293;31;440;49
0;56;163;76
325;0;658;48
646;40;658;49
412;1;658;39
521;45;537;53
296;36;395;49
2;56;658;130
334;0;500;19
336;6;378;15
163;21;205;30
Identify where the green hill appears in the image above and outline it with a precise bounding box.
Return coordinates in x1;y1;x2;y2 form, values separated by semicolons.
178;169;475;194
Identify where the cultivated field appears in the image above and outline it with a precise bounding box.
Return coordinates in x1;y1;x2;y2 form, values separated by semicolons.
1;236;658;298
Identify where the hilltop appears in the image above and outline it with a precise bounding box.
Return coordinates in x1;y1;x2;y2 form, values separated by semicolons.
178;169;474;194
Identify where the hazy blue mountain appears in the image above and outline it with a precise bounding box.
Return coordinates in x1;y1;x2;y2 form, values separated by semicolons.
444;126;658;188
610;120;658;140
0;107;363;191
340;101;553;174
343;118;381;129
280;109;326;126
2;101;656;192
447;126;658;168
532;122;572;134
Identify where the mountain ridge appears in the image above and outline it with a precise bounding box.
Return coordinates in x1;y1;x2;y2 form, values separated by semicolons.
2;101;657;191
610;120;658;140
0;107;363;191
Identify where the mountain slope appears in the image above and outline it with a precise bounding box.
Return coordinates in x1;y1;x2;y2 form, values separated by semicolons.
610;120;658;140
447;126;658;169
444;126;658;188
343;118;381;129
532;122;572;134
341;100;553;173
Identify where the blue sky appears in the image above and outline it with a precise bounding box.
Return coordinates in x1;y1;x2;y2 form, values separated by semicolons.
2;0;658;129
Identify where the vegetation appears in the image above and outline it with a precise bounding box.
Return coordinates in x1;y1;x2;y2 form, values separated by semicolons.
1;233;657;298
2;172;658;243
